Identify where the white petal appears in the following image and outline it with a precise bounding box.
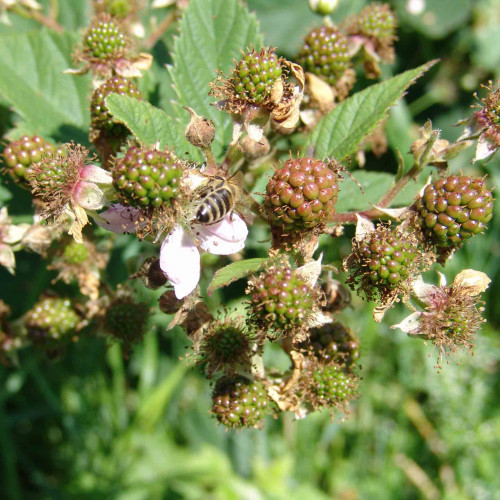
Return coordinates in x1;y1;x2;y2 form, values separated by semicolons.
411;276;438;302
193;213;248;255
437;271;447;288
453;269;491;295
4;224;29;244
474;135;497;162
160;226;201;299
355;214;375;241
94;204;142;234
295;254;322;288
373;206;409;220
0;244;16;274
391;312;422;334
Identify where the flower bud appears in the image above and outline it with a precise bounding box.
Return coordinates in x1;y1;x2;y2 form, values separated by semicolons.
184;106;215;148
308;0;339;15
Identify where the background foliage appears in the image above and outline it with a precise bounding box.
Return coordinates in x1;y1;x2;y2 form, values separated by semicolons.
1;0;500;499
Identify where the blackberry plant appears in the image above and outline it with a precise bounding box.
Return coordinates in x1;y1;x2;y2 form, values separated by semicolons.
0;0;496;438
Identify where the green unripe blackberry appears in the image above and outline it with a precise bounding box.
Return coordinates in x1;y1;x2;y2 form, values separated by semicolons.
416;175;493;248
212;375;268;429
312;364;357;408
356;2;396;40
104;296;149;345
62;241;89;265
91;76;141;136
356;229;417;287
308;322;360;368
297;25;351;86
250;265;314;328
112;147;183;208
104;0;131;18
84;17;127;60
25;297;79;347
232;47;282;104
2;135;61;187
265;157;339;230
27;152;74;195
199;319;253;376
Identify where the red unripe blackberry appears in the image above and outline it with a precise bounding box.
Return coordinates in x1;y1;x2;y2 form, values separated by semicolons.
84;17;127;60
312;364;357;408
212;375;268;428
91;76;141;136
416;175;493;248
2;135;62;187
297;26;352;87
104;296;149;345
112;147;183;208
356;2;397;40
232;47;282;105
265;157;339;230
25;297;79;347
250;265;314;328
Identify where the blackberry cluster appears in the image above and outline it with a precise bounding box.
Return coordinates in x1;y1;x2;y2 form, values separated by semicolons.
250;265;313;329
308;322;360;368
297;26;352;86
212;375;269;428
84;18;127;60
91;76;141;136
356;229;417;287
355;2;397;40
2;135;62;187
416;175;493;248
112;147;183;208
25;297;79;347
311;364;357;409
61;241;89;265
265;157;339;230
232;47;282;104
104;296;149;346
199;319;253;376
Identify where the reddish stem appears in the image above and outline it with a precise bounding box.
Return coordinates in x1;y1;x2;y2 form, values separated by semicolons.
331;163;421;224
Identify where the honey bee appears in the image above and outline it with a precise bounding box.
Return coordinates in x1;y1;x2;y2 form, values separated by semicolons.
192;171;243;225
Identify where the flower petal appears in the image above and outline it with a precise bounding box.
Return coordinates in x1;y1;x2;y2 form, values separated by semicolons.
193;213;248;255
95;204;143;234
391;312;422;334
74;181;107;210
160;225;200;299
80;164;112;185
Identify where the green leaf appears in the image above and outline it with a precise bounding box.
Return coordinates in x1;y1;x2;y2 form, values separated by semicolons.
335;170;429;212
105;94;199;158
0;183;12;206
208;257;268;293
305;61;438;160
0;30;91;142
164;0;263;160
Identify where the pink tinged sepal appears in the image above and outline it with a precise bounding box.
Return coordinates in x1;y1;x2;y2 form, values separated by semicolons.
194;213;248;255
95;204;143;234
160;225;201;299
80;164;112;185
73;181;107;211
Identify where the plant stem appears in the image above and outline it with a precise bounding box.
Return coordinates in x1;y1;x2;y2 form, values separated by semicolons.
144;10;176;49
